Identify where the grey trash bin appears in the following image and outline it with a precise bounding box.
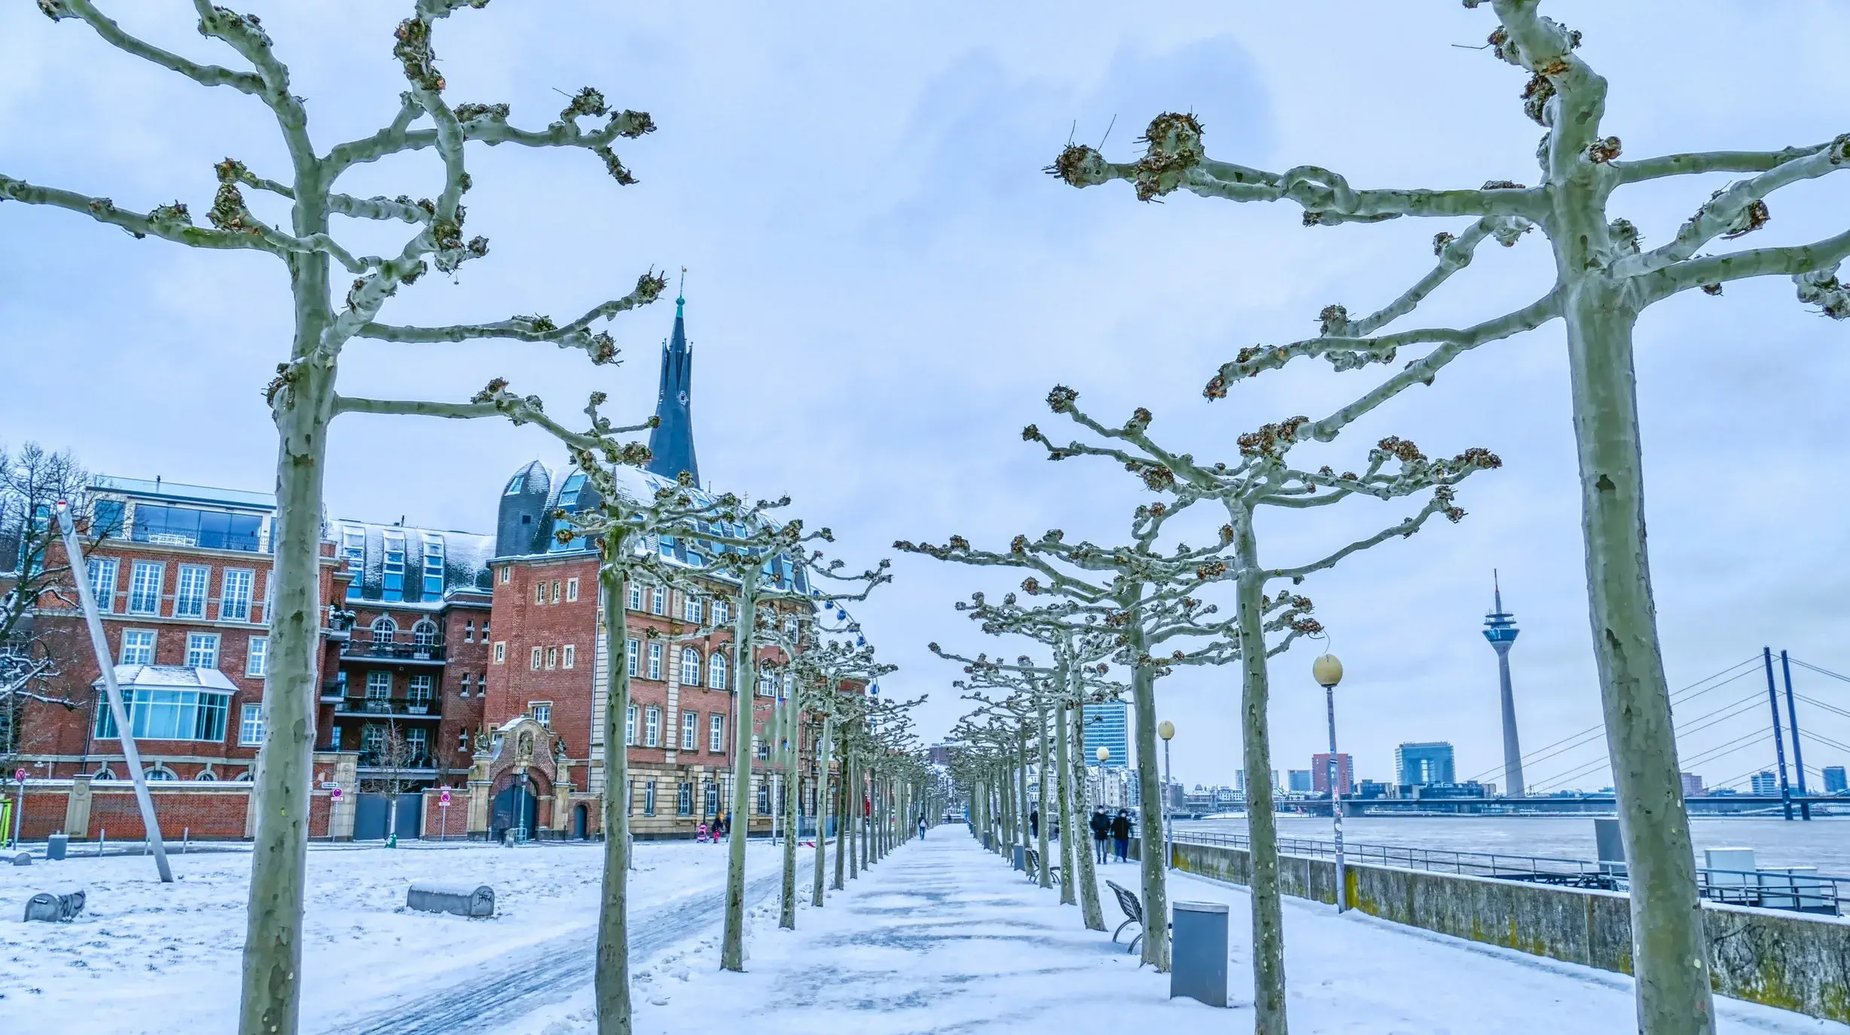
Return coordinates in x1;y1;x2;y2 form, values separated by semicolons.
1012;844;1026;871
1170;900;1229;1008
46;834;67;861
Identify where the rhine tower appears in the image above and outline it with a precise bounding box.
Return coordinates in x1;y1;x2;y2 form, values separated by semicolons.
1482;570;1524;797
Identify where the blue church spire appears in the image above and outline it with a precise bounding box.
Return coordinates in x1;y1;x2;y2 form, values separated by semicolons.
646;268;699;484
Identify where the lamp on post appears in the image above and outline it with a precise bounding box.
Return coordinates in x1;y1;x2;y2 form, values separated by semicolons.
1157;720;1175;869
1312;651;1347;912
1095;745;1110;807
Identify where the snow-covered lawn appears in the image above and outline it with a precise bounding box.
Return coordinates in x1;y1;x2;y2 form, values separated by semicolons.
594;832;1850;1035
0;838;781;1034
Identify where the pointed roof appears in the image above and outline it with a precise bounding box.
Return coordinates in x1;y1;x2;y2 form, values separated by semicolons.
646;271;699;484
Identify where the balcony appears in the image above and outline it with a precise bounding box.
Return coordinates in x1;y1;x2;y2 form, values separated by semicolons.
319;680;345;703
342;640;447;665
333;697;443;720
356;752;440;775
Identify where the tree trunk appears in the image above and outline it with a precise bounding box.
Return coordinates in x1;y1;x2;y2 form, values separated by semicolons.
721;585;758;972
832;752;848;890
1233;515;1287;1035
1054;696;1077;907
779;708;800;929
240;288;335;1035
811;715;831;907
594;565;635;1033
1016;735;1032;873
1035;698;1052;889
1560;278;1714;1034
1123;618;1170;973
1067;701;1105;932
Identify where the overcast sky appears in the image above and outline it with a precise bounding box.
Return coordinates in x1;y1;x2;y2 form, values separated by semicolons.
3;2;1847;794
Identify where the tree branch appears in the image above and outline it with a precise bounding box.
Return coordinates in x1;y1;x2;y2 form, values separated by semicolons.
358;271;667;362
1611;140;1847;185
47;0;264;95
1639;227;1850;304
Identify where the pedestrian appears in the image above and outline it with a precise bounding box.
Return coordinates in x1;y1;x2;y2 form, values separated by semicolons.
696;821;709;843
1090;806;1111;864
1029;808;1039;840
1111;809;1132;863
917;814;927;840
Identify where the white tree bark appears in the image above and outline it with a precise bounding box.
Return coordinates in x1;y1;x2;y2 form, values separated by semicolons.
1232;514;1288;1035
595;562;636;1034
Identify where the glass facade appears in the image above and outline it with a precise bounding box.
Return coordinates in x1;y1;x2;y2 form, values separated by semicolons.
131;504;263;552
1083;701;1131;768
95;688;230;741
1394;742;1457;787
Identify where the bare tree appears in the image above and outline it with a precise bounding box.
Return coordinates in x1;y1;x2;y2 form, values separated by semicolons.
1047;4;1849;1027
358;720;419;844
1;7;670;1030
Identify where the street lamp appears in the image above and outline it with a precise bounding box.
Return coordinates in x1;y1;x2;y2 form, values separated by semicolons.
1095;745;1110;807
1157;720;1175;868
1312;652;1348;912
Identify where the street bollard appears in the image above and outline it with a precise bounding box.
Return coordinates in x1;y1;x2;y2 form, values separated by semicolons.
46;834;67;862
1170;901;1230;1008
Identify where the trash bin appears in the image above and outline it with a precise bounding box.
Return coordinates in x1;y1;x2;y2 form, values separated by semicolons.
46;833;68;861
1012;844;1026;871
1171;900;1230;1008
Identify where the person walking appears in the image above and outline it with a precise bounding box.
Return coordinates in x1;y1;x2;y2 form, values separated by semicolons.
1089;806;1111;864
1111;809;1132;863
1029;808;1039;840
917;814;927;840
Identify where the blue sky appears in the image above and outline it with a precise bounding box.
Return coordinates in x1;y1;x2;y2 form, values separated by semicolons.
2;2;1847;792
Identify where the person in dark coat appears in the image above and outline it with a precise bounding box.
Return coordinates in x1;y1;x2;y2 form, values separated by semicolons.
1029;808;1040;839
1089;806;1111;864
1111;809;1133;862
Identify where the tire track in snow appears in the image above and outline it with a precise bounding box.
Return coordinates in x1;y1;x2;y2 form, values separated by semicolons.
332;870;783;1035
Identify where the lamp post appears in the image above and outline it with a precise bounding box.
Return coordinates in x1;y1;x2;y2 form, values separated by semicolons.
1095;745;1110;809
1157;720;1175;868
1312;652;1347;912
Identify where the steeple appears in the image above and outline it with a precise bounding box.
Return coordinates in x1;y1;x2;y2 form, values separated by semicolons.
646;268;699;484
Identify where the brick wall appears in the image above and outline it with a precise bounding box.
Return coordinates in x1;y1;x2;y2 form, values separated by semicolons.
5;781;348;841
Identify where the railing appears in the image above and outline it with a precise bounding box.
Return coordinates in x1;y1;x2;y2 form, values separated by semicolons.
1171;829;1848;916
332;697;441;718
319;681;345;702
129;526;268;553
342;640;447;662
357;752;438;772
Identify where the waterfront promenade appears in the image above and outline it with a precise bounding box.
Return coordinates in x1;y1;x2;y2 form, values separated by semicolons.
606;832;1846;1035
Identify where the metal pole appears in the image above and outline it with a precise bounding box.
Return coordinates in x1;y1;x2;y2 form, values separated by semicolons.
1780;651;1811;821
1763;647;1794;820
1162;739;1173;869
55;501;173;881
1326;684;1346;912
9;774;22;848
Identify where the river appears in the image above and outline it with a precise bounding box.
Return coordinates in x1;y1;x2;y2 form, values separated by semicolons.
1173;815;1850;875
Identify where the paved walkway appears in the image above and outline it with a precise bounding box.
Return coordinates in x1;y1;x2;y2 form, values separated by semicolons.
626;831;1847;1035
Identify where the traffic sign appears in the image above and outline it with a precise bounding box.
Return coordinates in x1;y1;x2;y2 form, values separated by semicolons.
438;789;452;808
13;769;23;783
329;786;343;801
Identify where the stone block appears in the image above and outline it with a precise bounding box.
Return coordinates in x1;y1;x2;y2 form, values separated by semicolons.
406;881;495;918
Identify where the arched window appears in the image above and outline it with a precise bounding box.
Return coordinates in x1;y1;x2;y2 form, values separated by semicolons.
371;616;397;644
680;647;701;686
708;652;727;690
412;619;440;646
195;770;217;781
234;769;255;782
92;767;118;781
756;661;774;697
144;766;177;781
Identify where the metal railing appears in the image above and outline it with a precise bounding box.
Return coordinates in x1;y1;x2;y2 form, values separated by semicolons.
332;697;441;718
342;640;447;662
1172;829;1847;916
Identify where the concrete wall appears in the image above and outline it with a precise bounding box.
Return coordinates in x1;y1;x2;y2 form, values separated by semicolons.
1166;839;1850;1024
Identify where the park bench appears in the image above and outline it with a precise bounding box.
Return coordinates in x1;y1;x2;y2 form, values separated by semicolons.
1106;879;1168;955
1023;847;1062;886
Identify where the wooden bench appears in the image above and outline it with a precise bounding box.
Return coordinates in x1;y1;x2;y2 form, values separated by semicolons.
1107;879;1165;954
1023;847;1062;886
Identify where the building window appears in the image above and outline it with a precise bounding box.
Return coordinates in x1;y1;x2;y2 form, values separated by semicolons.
361;723;386;758
784;615;799;640
87;557;118;613
626;704;638;745
757;780;771;815
627;581;643;610
643;780;657;817
371;616;397;645
128;561;162;615
683;595;702;623
644;706;661;747
713;600;730;626
534;581;546;605
678;782;693;815
708;652;727;690
144;766;178;781
646;642;663;680
481;620;489;638
458;673;472;698
246;636;268;677
545;646;558;670
381;530;407;601
705;782;719;816
551;580;561;604
500;567;511;585
120;629;155;665
493;642;506;664
530;646;543;671
530;702;552;728
709;713;725;753
464;619;475;643
405;727;428;763
566;578;579;602
174;564;210;618
756;661;775;697
422;536;445;598
681;711;698;751
685;549;704;569
680;647;701;685
239;704;265;746
221;568;254;622
185;632;220;669
650;585;666;615
366;670;391;700
626;638;639;677
412;619;439;646
407;674;434;711
94;689;229;741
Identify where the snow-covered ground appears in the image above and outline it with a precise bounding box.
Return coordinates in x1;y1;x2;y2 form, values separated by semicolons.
592;832;1850;1035
0;838;782;1034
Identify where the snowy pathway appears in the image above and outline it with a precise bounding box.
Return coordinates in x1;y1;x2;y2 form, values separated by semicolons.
616;831;1850;1035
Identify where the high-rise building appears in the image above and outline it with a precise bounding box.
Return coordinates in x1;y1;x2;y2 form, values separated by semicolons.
1233;769;1280;794
1679;772;1706;797
1482;572;1525;798
1083;701;1130;769
1395;742;1456;787
1312;752;1354;795
1750;771;1779;796
1287;770;1313;793
1823;766;1848;794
